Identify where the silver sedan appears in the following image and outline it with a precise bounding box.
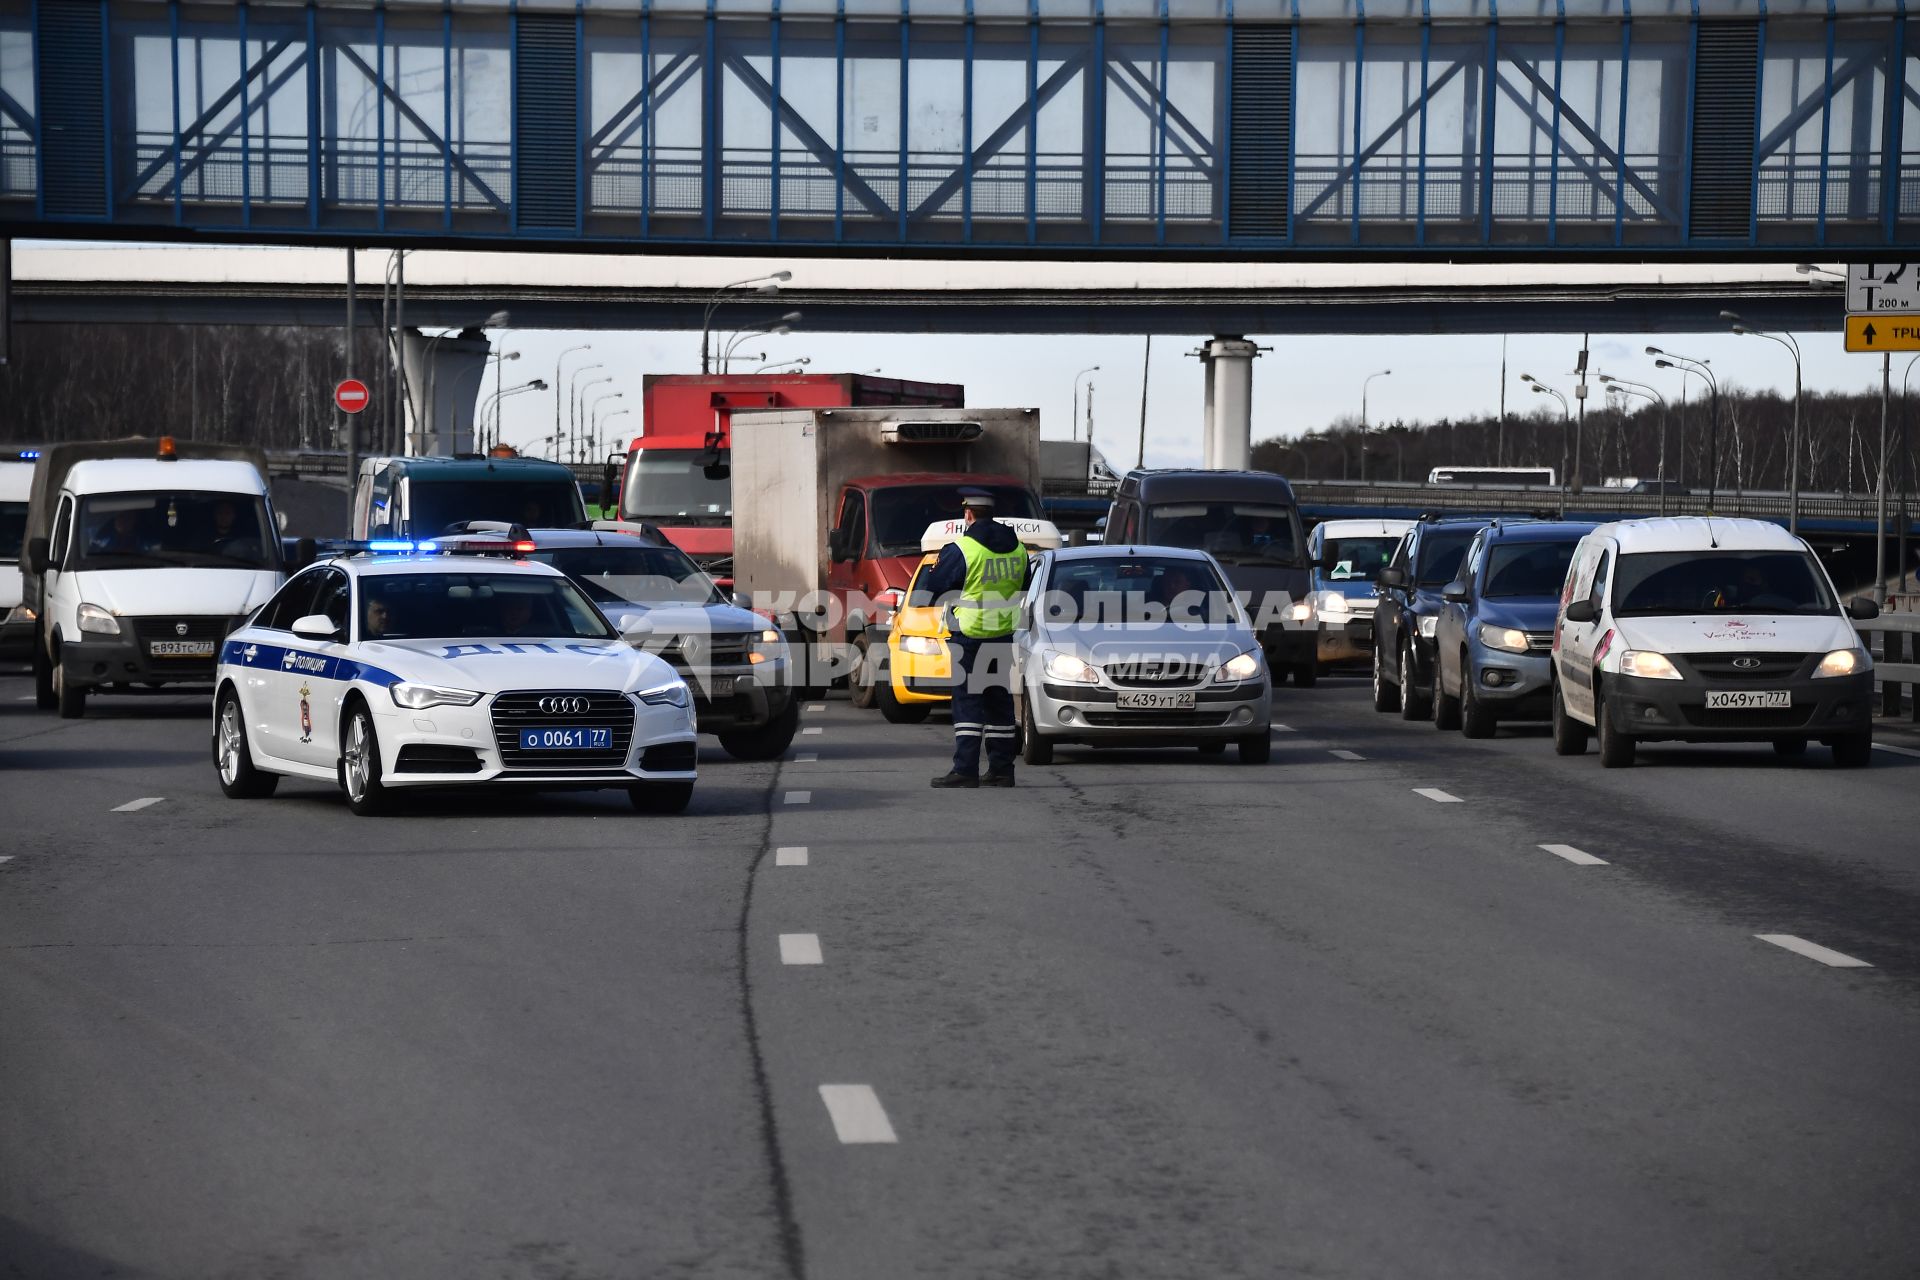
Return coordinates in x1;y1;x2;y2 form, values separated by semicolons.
1013;546;1274;764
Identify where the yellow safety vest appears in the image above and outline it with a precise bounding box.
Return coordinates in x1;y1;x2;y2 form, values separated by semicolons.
953;533;1025;638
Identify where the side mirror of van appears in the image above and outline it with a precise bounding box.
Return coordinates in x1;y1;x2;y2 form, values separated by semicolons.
827;526;849;563
1377;566;1406;590
1442;580;1470;603
1847;597;1881;621
290;614;341;641
26;536;49;575
1563;599;1598;624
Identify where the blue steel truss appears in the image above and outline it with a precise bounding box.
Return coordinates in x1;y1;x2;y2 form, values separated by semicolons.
1;0;1918;255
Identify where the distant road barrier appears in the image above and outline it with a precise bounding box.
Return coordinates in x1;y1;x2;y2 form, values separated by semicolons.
1857;612;1920;723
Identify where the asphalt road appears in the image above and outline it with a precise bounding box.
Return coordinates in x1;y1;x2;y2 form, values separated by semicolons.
3;664;1919;1279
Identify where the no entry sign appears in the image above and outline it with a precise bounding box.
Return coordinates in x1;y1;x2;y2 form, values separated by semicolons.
334;378;370;414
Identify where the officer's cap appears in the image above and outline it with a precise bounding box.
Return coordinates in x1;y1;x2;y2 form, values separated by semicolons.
958;489;997;511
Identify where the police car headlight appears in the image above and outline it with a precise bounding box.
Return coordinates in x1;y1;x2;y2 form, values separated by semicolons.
77;602;121;636
1214;650;1262;683
900;635;943;656
1418;615;1438;640
1478;623;1530;654
1045;652;1099;684
1813;647;1868;678
1620;650;1683;681
389;681;483;710
636;681;691;708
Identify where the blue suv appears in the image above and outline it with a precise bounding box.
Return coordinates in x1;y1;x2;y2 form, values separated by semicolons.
1371;515;1499;719
1431;520;1596;736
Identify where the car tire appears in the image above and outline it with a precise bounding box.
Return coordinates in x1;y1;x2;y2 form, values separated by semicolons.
1237;733;1272;764
32;635;55;710
1433;658;1462;731
1371;644;1400;713
53;645;86;720
1291;662;1318;688
718;699;802;760
1597;694;1635;769
213;685;278;799
1771;737;1808;759
1460;676;1497;739
1020;699;1054;766
1831;733;1873;769
1398;642;1430;721
1551;680;1589;756
630;780;695;813
338;701;391;816
849;634;879;710
877;677;931;725
1198;741;1228;757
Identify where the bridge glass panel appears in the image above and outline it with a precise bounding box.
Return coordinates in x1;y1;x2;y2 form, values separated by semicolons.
1756;18;1891;242
0;7;31;207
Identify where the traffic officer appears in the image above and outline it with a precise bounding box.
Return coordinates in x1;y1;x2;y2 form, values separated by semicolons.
922;491;1028;788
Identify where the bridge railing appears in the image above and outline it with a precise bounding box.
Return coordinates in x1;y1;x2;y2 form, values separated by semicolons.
1291;480;1916;529
1856;611;1920;725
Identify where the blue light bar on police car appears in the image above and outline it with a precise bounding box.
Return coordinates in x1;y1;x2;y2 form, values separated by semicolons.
359;539;440;554
16;449;39;460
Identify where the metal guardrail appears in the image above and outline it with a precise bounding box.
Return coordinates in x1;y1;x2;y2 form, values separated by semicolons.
1856;611;1920;722
1291;480;1917;529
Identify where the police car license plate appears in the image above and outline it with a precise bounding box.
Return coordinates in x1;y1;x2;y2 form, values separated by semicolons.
1704;690;1791;710
149;640;215;657
520;727;613;750
1116;690;1196;711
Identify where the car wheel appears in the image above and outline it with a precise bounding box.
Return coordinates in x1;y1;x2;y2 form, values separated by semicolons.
1831;733;1873;769
1460;675;1497;739
1597;694;1635;769
53;644;86;719
1551;680;1589;756
1398;642;1430;721
849;634;879;710
1237;733;1272;764
1020;698;1054;766
1771;737;1808;759
630;780;695;813
1371;643;1400;713
32;634;55;710
1432;657;1462;731
338;701;390;816
213;685;278;799
718;699;801;760
1291;662;1318;688
877;676;931;725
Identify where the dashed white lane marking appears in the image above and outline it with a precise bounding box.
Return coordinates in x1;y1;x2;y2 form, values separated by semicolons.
14;695;35;701
111;797;165;813
1540;843;1608;866
776;845;809;866
0;855;13;865
802;726;824;736
807;703;827;712
1755;934;1872;968
1413;787;1462;804
794;752;819;763
1872;742;1920;759
1330;749;1365;761
783;790;812;805
818;1084;898;1144
780;933;824;965
1272;724;1296;733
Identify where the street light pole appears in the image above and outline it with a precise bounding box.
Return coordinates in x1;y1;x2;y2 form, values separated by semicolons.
1600;375;1671;515
1649;347;1719;508
572;373;612;463
1360;369;1391;483
553;343;591;471
1520;373;1571;517
701;272;792;374
1072;365;1100;444
1724;312;1803;534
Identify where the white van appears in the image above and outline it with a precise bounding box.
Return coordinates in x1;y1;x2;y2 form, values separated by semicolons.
0;455;33;658
1550;517;1878;768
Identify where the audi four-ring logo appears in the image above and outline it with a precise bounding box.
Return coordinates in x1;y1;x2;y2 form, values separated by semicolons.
538;696;591;715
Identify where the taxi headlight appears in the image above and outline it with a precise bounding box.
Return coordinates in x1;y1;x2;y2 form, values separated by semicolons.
1214;650;1262;683
1619;649;1682;681
1813;647;1868;678
1045;651;1099;684
1418;614;1438;640
900;635;943;656
389;681;483;709
636;681;691;708
1478;623;1530;654
77;602;121;636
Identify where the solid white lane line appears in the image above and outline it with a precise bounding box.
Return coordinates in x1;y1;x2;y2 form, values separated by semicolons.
807;703;827;712
780;933;824;965
1413;787;1462;804
818;1085;898;1144
802;726;824;736
1872;742;1920;759
1540;843;1608;866
1330;749;1365;761
783;790;812;805
1272;724;1296;733
794;752;819;763
775;845;809;866
0;855;13;865
1755;934;1873;968
111;797;165;813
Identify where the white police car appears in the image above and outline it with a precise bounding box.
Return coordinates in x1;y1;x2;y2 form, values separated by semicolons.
211;544;698;814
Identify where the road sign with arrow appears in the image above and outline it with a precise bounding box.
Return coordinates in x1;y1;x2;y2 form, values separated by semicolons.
1844;314;1920;352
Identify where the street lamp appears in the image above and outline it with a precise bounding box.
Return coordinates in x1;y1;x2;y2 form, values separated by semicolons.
566;365;607;462
553;343;593;472
1072;366;1101;444
701;272;792;374
571;373;612;462
1520;373;1572;517
1647;346;1720;508
478;377;548;451
722;311;803;371
1360;369;1391;482
1723;310;1804;533
754;356;813;373
592;406;633;460
1598;374;1672;515
420;309;510;455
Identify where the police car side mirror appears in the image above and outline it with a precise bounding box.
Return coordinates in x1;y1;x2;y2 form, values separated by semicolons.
1377;566;1406;590
1846;597;1881;621
1563;600;1598;624
291;613;341;641
26;536;49;575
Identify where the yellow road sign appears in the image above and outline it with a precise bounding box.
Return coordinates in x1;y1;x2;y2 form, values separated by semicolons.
1845;313;1920;352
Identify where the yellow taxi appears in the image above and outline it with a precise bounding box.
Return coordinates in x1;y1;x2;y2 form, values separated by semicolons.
878;516;1062;724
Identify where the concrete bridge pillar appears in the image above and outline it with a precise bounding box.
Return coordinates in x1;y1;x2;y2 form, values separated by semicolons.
1200;336;1260;470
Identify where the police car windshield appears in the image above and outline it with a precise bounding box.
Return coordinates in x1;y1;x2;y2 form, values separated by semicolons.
533;545;722;607
1321;535;1398;582
1040;557;1238;626
869;486;1040;556
1416;531;1478;586
1612;550;1836;617
357;572;616;642
74;491;276;570
1144;503;1299;566
413;481;584;537
1483;540;1580;598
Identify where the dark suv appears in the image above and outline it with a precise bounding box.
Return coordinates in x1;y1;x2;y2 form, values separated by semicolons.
1371;515;1498;719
